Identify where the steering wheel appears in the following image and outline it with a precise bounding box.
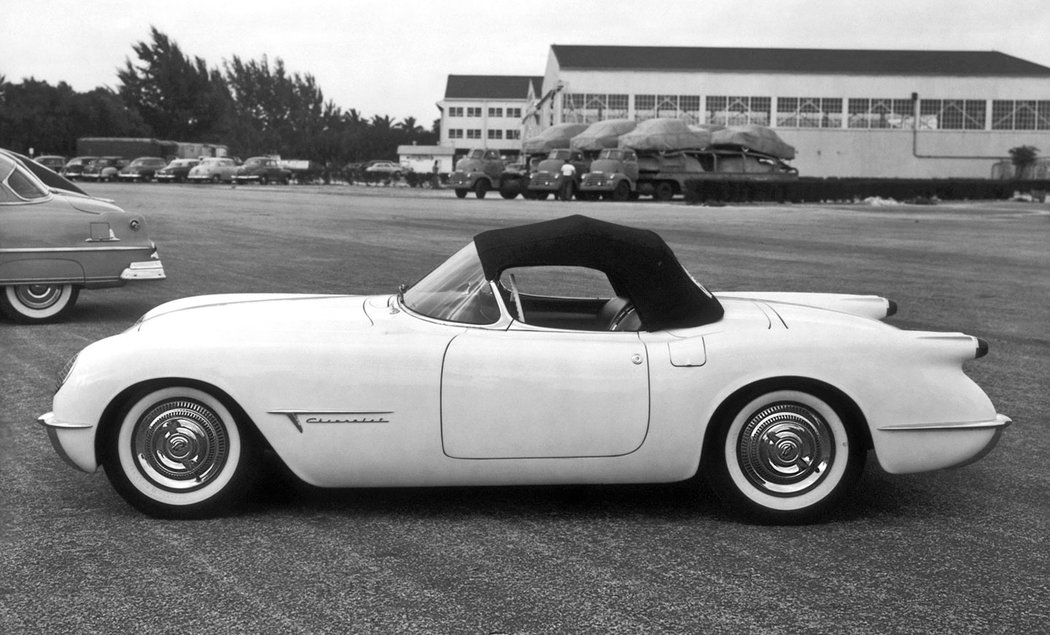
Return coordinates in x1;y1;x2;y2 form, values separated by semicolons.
507;274;525;322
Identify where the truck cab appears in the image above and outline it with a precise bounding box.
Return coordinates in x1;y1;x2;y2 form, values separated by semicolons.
449;149;505;199
580;149;639;201
526;149;591;199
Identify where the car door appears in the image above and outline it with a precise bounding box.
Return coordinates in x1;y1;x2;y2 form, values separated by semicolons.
440;328;650;459
440;265;651;459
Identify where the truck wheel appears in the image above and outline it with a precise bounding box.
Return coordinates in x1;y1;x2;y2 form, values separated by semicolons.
454;188;468;199
654;182;675;201
474;180;488;199
612;181;631;202
499;180;520;199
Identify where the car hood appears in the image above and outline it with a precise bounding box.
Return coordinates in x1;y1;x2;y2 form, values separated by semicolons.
135;294;375;340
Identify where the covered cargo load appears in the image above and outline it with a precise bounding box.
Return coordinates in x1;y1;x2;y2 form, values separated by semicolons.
522;123;590;154
619;118;712;152
570;119;638;152
711;125;796;160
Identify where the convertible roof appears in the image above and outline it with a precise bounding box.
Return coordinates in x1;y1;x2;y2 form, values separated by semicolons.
473;215;723;330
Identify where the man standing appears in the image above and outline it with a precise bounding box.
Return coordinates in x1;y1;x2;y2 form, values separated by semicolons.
558;161;576;201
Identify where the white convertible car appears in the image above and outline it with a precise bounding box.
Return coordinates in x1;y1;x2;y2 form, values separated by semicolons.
40;215;1010;522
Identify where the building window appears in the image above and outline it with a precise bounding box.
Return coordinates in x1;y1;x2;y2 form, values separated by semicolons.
846;98;914;129
466;129;482;139
634;94;656;120
488;107;503;118
448;129;464;139
488;129;503;140
777;97;843;128
707;96;771;126
992;100;1050;130
467;107;482;118
506;129;521;140
507;107;522;119
918;99;985;130
448;107;464;118
562;93;630;123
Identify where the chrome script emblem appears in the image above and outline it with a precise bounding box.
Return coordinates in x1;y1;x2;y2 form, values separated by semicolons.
269;410;393;433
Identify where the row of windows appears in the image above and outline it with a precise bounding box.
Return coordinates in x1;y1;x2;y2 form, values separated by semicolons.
559;93;1050;131
447;129;522;140
447;106;523;119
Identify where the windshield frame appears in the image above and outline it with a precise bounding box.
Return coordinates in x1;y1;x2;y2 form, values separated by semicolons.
400;242;508;326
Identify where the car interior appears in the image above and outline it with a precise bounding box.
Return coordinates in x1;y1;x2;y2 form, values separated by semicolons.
497;266;643;332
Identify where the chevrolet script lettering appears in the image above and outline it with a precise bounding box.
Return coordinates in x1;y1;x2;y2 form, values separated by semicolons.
269;410;393;433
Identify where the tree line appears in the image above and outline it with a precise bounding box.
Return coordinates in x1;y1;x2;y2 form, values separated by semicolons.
0;27;438;167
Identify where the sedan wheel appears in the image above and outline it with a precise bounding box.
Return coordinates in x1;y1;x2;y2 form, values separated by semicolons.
0;284;79;323
103;386;255;519
705;389;865;524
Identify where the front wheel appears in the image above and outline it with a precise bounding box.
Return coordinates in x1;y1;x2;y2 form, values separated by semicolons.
474;179;488;199
454;188;468;199
103;386;256;519
0;284;79;323
704;389;865;524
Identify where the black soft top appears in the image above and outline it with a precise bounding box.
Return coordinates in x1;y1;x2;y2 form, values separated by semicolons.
473;215;723;330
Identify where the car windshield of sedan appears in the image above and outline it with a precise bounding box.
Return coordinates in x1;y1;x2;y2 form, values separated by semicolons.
402;243;500;325
0;155;50;203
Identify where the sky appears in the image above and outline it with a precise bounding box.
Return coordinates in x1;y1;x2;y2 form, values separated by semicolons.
3;0;1050;124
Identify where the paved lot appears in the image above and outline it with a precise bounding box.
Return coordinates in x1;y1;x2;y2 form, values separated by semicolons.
2;183;1047;633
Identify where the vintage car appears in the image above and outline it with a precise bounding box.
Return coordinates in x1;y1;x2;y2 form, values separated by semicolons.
364;160;405;177
39;215;1008;522
234;156;291;185
154;158;200;183
34;155;67;171
187;157;240;183
0;149;165;322
117;156;168;182
61;156;98;180
81;156;128;182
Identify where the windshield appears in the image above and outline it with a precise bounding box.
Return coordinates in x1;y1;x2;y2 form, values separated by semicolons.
402;243;500;325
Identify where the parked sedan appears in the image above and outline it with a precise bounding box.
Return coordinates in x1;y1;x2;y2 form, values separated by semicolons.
187;157;240;183
118;157;168;182
38;215;1008;522
61;156;98;180
81;156;127;182
34;155;67;171
364;160;405;177
234;156;291;185
0;149;165;322
155;158;200;183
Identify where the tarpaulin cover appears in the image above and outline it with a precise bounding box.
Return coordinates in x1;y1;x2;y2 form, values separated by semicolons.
473;215;724;331
618;118;711;152
569;119;638;151
711;125;796;159
521;123;591;154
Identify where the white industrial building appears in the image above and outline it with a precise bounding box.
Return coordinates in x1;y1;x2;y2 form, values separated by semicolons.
437;75;542;160
439;45;1050;178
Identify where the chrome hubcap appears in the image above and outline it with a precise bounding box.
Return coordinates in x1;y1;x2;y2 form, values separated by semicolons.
133;399;229;491
737;402;834;496
15;284;63;310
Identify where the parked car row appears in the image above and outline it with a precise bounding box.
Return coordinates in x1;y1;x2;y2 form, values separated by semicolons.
53;155;295;185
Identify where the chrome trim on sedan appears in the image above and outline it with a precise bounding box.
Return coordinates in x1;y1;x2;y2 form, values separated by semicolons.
121;260;166;280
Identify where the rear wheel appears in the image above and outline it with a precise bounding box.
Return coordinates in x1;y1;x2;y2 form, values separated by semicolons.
704;388;865;524
103;386;256;519
0;284;79;323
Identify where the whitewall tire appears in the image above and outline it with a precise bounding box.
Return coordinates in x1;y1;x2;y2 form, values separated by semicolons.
706;389;865;524
0;284;79;323
103;386;255;519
